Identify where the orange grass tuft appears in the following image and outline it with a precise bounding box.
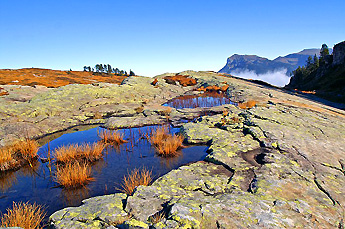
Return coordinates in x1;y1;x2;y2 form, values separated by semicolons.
148;126;184;157
80;142;106;162
98;129;127;145
120;168;152;195
0;147;16;171
13;139;39;162
0;201;46;229
54;144;80;163
55;162;94;188
148;126;169;146
54;142;105;164
156;135;184;157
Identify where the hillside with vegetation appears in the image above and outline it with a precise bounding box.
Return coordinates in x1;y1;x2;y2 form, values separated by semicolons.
286;41;345;102
0;64;134;88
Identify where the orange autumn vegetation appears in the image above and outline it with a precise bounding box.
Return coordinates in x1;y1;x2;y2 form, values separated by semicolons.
55;162;93;188
0;201;46;229
0;139;39;172
164;75;197;86
13;139;39;162
197;84;229;93
120;168;152;195
0;147;16;171
54;142;105;164
98;129;127;145
0;68;127;88
238;100;257;109
148;126;184;157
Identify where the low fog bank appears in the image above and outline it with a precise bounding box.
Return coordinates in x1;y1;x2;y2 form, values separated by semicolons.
231;69;290;87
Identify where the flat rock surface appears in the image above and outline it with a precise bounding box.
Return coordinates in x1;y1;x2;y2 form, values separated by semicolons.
1;71;345;228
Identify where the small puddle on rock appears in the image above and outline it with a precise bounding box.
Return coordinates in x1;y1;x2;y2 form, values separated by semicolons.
163;92;235;109
0;125;208;218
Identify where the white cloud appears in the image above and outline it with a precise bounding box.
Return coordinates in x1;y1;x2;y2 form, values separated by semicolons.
230;69;290;87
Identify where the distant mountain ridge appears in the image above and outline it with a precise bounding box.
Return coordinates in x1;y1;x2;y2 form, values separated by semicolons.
219;48;331;75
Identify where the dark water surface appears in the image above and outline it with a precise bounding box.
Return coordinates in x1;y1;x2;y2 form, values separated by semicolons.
0;125;207;217
163;92;235;109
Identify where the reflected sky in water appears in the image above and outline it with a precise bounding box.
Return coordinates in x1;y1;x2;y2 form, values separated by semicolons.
0;125;207;217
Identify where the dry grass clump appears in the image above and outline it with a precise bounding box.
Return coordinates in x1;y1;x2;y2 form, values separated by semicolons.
13;139;39;162
156;135;184;157
0;201;46;229
120;168;152;195
81;142;106;162
197;84;229;93
54;144;80;163
0;139;39;171
98;129;127;145
54;142;105;164
148;126;184;157
55;162;93;188
238;100;257;109
164;74;197;86
0;147;16;171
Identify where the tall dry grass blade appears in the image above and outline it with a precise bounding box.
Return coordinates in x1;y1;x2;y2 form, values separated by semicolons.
120;168;152;195
0;201;46;229
55;162;93;189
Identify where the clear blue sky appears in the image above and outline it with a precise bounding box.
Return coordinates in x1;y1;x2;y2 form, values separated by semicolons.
1;0;344;77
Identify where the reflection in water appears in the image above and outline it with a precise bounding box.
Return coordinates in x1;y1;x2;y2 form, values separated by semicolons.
164;92;234;109
159;150;183;169
0;170;17;192
0;125;208;218
61;187;90;206
20;160;40;177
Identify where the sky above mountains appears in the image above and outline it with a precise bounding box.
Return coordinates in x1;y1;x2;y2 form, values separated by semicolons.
1;0;344;77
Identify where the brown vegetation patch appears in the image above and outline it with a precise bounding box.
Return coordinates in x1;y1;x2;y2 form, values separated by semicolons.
54;142;105;164
238;100;257;109
0;201;46;229
0;91;9;96
13;139;39;163
164;74;197;86
148;126;184;157
120;168;152;195
0;68;127;88
0;139;39;172
197;84;229;93
55;162;94;188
